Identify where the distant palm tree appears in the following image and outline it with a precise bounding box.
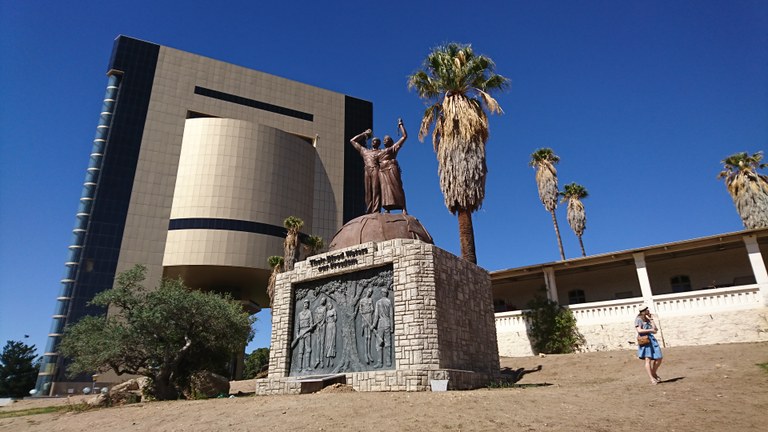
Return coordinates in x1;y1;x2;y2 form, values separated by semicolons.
266;255;283;308
560;182;589;257
530;148;565;260
283;216;304;271
304;235;324;257
407;43;509;264
718;151;768;229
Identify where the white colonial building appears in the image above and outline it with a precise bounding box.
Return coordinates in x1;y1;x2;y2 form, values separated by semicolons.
492;228;768;356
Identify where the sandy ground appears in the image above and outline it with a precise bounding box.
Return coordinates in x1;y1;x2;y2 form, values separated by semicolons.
2;342;767;432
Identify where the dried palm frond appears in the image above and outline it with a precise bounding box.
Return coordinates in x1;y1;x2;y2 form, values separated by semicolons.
437;134;487;213
567;198;586;236
530;148;561;212
718;151;768;229
266;256;284;308
282;216;304;271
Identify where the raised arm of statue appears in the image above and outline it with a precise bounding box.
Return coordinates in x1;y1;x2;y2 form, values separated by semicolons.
392;119;406;151
350;129;372;154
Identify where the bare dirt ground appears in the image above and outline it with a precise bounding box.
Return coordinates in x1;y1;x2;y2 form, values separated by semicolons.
2;342;767;432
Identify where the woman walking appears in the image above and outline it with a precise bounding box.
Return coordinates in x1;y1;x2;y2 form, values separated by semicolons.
635;305;663;384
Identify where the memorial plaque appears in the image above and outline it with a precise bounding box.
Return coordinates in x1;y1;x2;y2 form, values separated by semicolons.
289;265;394;376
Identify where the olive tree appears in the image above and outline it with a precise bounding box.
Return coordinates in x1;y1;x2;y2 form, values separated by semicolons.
59;265;253;400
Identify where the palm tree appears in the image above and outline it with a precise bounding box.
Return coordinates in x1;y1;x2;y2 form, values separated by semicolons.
560;182;589;257
304;235;324;258
266;255;283;308
529;148;566;260
718;151;768;229
283;216;304;271
407;43;509;264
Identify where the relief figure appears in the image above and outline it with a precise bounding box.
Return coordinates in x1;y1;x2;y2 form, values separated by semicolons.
295;299;314;371
312;298;327;369
357;288;375;364
324;302;337;368
373;287;394;368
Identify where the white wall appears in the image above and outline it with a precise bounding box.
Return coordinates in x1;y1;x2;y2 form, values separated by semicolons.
497;287;768;357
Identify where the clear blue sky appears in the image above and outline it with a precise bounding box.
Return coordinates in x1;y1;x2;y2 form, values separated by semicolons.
1;1;766;355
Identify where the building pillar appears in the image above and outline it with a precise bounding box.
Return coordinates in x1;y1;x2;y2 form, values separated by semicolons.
543;267;559;303
743;235;768;305
633;252;654;306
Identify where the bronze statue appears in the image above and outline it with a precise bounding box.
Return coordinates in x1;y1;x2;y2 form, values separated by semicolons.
377;119;407;214
350;129;382;214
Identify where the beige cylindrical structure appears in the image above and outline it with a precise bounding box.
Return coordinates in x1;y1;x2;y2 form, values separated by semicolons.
163;118;316;305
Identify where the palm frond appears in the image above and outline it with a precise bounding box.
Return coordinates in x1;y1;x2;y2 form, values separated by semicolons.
534;161;559;212
566;197;587;236
283;216;304;231
476;89;503;115
560;182;589;203
418;103;441;144
267;255;284;269
529;148;560;166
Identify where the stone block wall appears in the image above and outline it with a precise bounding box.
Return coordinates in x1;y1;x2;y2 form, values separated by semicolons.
258;239;499;393
433;247;499;374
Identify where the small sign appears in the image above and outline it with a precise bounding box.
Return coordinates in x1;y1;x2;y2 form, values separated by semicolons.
309;247;369;272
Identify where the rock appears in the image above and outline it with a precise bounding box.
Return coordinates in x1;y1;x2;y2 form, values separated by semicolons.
190;371;230;399
111;378;139;393
87;394;107;407
86;377;148;406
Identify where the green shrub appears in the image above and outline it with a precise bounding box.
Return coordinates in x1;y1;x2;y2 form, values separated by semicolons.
523;293;584;354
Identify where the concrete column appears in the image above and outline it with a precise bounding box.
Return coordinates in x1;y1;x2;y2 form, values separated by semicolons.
543;267;559;303
743;235;768;305
633;252;654;305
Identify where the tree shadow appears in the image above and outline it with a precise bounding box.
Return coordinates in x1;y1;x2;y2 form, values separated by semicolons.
492;365;552;387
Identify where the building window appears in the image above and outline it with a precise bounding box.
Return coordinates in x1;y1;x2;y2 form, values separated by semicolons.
670;275;692;293
568;289;586;304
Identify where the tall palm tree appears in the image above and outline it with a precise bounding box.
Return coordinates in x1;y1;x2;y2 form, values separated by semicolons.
407;43;509;264
718;151;768;229
282;216;304;271
560;182;589;257
266;255;283;308
529;148;566;260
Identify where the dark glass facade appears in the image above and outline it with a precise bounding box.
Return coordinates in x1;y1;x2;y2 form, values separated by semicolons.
36;36;160;393
194;86;314;121
169;218;309;243
343;96;373;223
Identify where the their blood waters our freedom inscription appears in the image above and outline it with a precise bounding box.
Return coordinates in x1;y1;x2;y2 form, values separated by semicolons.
289;265;394;376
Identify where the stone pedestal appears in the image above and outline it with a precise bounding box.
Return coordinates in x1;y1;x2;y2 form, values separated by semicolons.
256;239;499;394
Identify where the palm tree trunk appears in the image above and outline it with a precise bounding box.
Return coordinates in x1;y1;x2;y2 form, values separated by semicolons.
457;209;477;264
550;210;565;260
577;235;586;257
